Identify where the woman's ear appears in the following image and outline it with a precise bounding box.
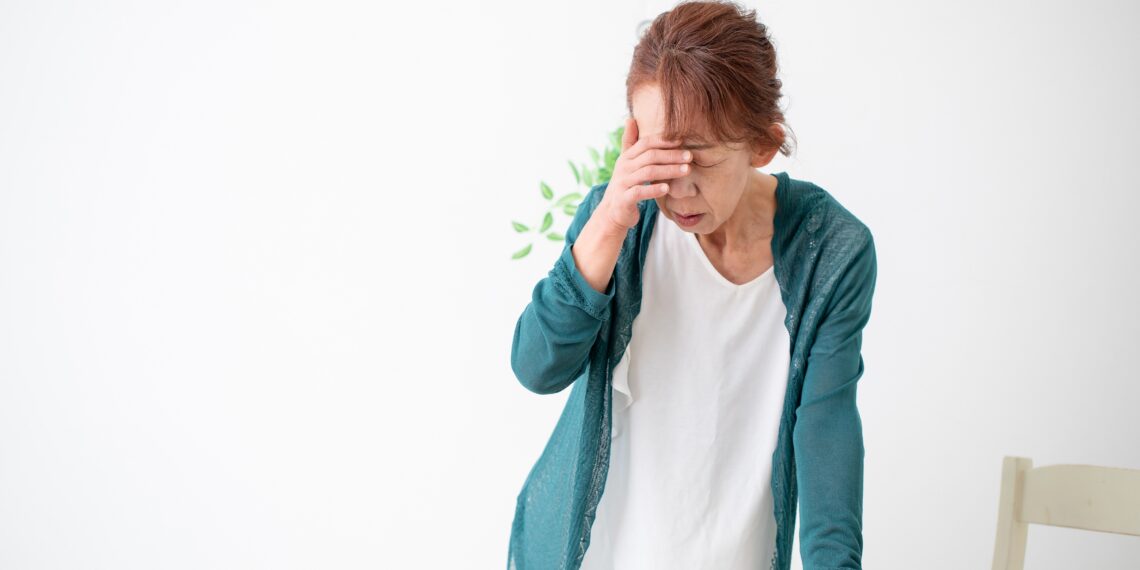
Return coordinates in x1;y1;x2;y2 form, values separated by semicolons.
749;142;778;168
748;124;783;167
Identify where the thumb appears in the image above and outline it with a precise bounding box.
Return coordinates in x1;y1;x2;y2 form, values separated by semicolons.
621;117;637;153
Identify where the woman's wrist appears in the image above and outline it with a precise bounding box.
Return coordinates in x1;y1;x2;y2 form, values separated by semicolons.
571;202;627;295
591;201;632;240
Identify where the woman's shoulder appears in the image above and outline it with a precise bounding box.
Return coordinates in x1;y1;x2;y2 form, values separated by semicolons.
778;174;877;324
781;172;872;244
777;173;876;295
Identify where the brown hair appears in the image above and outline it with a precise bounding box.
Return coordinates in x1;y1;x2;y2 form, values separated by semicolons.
626;0;796;157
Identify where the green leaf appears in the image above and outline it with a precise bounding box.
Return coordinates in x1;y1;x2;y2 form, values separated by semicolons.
583;169;595;187
563;203;577;216
553;192;583;207
596;167;612;183
540;181;553;200
587;146;600;165
511;243;532;259
605;147;619;168
568;160;580;184
546;232;564;241
539;212;553;232
511;221;529;232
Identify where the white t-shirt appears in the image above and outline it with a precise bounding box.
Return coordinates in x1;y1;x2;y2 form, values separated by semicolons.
580;208;791;570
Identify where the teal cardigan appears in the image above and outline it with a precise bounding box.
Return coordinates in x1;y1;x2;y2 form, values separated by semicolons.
508;171;878;570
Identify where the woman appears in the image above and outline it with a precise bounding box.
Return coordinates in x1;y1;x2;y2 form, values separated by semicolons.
508;2;877;569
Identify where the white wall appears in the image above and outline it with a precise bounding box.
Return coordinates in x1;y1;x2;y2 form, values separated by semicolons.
2;0;1138;568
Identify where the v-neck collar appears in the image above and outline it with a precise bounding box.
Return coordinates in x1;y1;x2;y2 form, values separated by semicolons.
661;209;774;289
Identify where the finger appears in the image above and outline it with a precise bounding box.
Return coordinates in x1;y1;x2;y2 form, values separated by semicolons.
627;161;691;187
629;147;692;172
621;117;637;153
623;131;683;162
629;182;670;202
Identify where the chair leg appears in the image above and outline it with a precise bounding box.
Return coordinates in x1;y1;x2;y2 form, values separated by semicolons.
992;456;1032;570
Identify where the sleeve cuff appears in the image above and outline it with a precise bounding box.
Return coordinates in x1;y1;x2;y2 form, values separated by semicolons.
552;240;616;321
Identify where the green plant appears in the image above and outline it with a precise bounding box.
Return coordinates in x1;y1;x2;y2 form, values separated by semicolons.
510;123;625;260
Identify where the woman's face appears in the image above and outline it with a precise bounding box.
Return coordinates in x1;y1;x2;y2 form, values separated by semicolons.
630;83;769;235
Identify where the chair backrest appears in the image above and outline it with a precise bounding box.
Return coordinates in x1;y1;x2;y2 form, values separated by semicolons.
991;455;1140;570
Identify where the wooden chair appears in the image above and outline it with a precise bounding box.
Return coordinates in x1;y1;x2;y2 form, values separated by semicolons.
991;455;1140;569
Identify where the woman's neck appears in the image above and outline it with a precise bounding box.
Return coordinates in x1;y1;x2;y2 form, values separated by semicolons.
699;170;778;253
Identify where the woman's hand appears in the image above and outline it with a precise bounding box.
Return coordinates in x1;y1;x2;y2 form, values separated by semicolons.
597;117;693;232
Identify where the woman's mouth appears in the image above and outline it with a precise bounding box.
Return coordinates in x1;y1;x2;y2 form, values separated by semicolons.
675;212;704;227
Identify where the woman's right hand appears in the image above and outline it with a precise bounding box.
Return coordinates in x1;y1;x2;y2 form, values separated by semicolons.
597;117;693;232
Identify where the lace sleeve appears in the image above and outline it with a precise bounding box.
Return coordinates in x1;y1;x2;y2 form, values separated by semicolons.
793;229;877;570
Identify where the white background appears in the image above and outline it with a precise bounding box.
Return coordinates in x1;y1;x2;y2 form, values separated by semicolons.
2;0;1139;568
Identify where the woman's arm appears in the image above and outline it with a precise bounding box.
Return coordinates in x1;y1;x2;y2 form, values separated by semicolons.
510;181;627;395
793;229;878;570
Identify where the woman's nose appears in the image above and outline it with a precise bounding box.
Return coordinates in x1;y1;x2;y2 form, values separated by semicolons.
665;180;696;198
